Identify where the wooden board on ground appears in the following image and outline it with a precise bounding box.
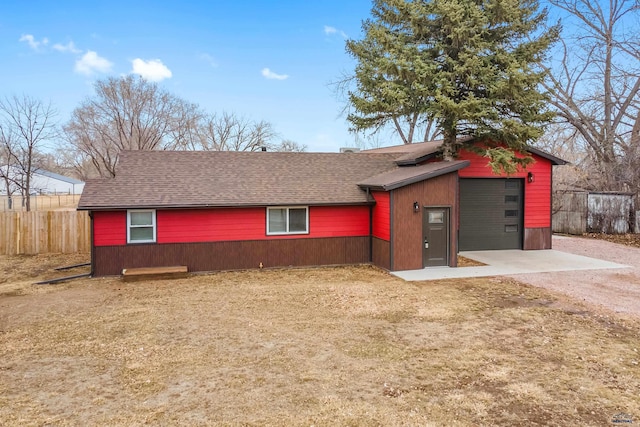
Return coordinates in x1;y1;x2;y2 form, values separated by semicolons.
121;265;189;282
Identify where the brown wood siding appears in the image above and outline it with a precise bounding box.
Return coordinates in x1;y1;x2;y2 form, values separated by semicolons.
372;237;390;270
523;227;552;250
391;173;458;271
93;236;370;276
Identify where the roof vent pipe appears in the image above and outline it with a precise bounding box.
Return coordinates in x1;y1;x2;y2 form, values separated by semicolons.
261;147;267;152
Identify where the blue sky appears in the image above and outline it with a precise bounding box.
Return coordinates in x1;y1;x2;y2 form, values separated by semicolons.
0;0;375;152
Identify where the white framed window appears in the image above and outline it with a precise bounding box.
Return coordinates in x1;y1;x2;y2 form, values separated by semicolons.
127;210;156;243
267;207;309;235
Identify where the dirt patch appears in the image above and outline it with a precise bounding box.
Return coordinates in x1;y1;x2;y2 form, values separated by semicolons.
582;233;640;249
457;255;486;267
1;254;639;425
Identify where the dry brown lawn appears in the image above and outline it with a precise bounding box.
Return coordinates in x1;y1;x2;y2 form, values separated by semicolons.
1;254;639;426
0;194;81;212
583;232;640;249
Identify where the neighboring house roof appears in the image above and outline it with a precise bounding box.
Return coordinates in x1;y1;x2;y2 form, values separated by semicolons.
363;138;568;166
1;165;84;184
358;160;470;191
34;169;84;185
78;150;403;210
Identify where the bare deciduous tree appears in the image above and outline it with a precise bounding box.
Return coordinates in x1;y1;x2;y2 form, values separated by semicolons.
64;76;203;178
0;132;17;207
332;73;442;145
193;112;280;152
0;95;57;211
275;139;307;152
542;0;640;190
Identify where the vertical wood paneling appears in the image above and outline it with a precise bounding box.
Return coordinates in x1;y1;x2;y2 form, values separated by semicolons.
372;237;390;270
524;227;552;250
0;211;91;255
391;173;458;271
93;236;370;276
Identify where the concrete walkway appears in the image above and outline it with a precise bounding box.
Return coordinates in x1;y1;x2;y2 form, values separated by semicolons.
392;249;629;281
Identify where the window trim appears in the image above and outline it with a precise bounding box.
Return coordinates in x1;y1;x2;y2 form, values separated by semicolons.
266;206;309;236
127;209;157;244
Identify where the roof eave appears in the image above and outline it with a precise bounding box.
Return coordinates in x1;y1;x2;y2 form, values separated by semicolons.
78;200;376;211
359;160;470;191
526;146;569;165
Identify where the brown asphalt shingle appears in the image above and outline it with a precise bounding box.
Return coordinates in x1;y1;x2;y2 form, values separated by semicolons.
78;150;402;210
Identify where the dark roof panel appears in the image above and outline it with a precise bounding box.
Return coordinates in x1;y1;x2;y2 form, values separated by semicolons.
364;138;568;166
358;160;470;191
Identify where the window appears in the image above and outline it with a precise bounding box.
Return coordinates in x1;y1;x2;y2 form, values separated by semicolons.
505;224;519;233
505;209;519;218
505;180;520;189
127;210;156;243
505;195;519;203
428;211;444;224
267;207;308;235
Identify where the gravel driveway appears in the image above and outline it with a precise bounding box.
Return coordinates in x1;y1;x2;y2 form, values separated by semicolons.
510;235;640;318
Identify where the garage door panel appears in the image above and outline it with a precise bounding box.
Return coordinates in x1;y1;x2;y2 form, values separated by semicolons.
459;179;523;251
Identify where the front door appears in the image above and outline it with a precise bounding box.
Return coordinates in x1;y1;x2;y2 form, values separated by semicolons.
423;207;450;267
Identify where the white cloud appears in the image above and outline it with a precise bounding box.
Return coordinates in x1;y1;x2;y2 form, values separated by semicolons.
74;51;113;75
199;53;218;68
131;58;172;82
53;41;81;54
19;34;49;50
324;25;347;38
261;68;289;81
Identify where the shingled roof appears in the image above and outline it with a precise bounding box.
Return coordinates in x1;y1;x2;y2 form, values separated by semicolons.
78;150;403;210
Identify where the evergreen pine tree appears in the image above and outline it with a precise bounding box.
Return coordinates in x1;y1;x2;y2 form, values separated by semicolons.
346;0;559;172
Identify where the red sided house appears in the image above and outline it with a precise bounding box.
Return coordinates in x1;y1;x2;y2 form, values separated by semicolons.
77;140;566;276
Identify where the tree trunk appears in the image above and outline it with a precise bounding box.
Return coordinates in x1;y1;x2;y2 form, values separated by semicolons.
441;125;457;161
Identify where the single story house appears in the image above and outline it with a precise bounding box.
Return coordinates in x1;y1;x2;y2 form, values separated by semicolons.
77;139;566;276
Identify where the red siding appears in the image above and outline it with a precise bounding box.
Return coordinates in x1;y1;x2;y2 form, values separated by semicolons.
125;205;371;245
456;148;552;228
158;208;264;243
524;161;552;228
372;191;390;241
93;211;126;246
308;206;370;237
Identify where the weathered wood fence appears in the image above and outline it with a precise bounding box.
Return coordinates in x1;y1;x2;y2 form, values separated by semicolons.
553;191;638;235
0;211;91;255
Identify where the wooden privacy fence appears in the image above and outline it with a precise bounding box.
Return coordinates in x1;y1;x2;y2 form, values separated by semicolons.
0;211;91;255
553;191;638;235
553;191;588;235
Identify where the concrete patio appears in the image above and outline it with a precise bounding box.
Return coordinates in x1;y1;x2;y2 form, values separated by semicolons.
392;248;629;281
